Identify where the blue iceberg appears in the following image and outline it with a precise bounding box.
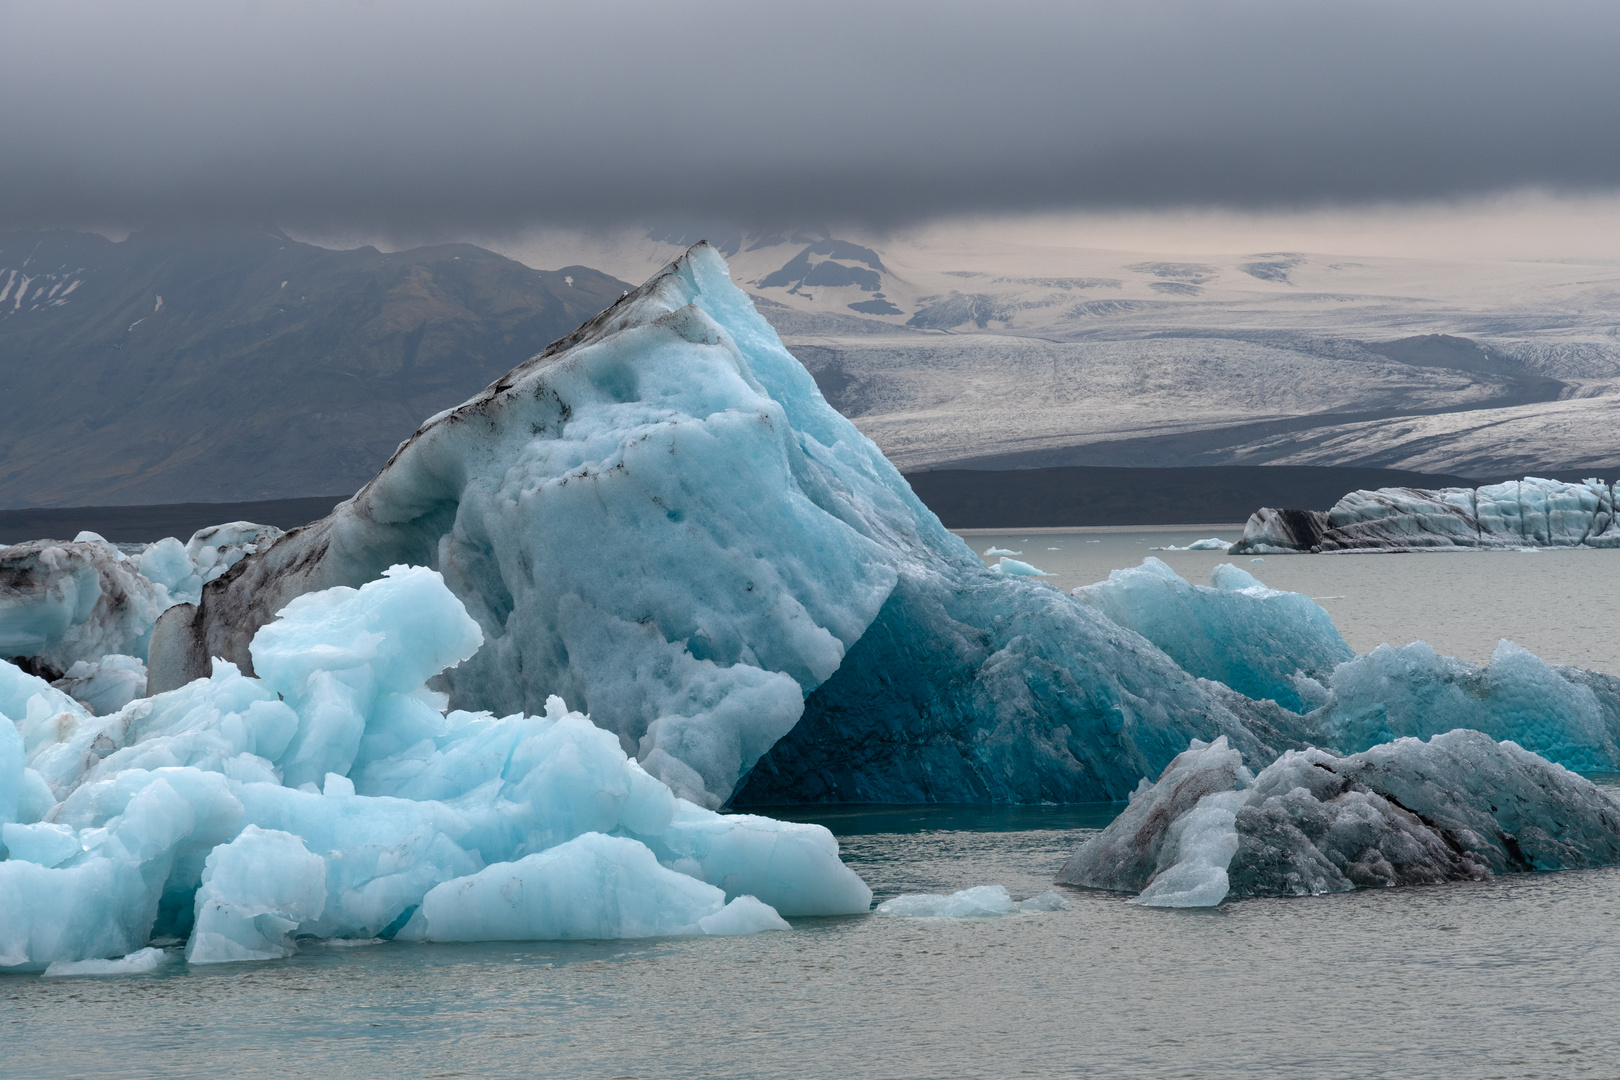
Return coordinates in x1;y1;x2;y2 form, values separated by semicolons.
148;244;1300;809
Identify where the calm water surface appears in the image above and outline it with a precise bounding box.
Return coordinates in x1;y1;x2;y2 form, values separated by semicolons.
7;533;1620;1079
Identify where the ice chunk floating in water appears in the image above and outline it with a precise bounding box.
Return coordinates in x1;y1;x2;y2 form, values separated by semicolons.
988;557;1050;577
1057;731;1620;906
0;566;869;972
1150;538;1232;552
875;884;1071;917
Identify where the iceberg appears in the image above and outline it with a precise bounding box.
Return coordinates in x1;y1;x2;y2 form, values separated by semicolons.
1231;478;1620;553
988;557;1050;576
1309;639;1620;771
42;946;170;977
1057;730;1620;906
0;524;281;681
394;833;792;943
1;565;870;972
1072;559;1354;713
148;244;1306;809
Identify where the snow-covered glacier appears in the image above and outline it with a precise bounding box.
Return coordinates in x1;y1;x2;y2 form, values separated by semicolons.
145;244;1299;810
1056;731;1620;906
1;566;870;971
1232;477;1620;553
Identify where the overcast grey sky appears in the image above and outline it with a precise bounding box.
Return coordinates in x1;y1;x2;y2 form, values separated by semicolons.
4;0;1619;235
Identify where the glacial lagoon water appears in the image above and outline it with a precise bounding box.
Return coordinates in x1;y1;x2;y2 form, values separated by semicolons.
7;528;1620;1080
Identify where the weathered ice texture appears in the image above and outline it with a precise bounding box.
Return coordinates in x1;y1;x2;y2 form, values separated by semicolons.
1057;730;1620;906
0;525;280;681
1233;477;1620;553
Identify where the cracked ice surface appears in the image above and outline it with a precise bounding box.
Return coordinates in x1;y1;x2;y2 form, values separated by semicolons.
0;566;869;972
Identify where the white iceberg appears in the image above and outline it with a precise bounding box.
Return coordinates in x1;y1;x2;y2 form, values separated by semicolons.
0;565;870;972
1150;538;1232;552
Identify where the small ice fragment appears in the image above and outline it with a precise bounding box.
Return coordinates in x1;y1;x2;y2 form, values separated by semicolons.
983;546;1022;557
1249;557;1265;562
1014;890;1073;912
43;947;168;977
876;885;1070;917
876;885;1015;917
989;557;1049;577
699;895;792;936
1150;538;1232;552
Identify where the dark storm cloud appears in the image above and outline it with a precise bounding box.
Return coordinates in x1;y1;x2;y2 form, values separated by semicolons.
4;0;1620;232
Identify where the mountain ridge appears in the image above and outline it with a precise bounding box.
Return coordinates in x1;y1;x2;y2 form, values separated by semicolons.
0;229;630;507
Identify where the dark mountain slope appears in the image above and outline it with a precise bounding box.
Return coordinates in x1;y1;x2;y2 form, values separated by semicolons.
0;230;629;507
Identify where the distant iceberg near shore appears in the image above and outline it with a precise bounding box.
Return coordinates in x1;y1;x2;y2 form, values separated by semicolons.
1232;478;1620;554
